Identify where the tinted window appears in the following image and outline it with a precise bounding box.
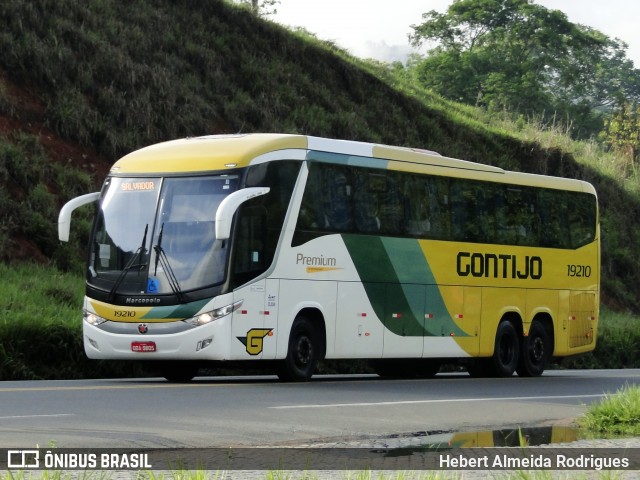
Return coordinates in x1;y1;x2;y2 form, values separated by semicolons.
293;161;596;250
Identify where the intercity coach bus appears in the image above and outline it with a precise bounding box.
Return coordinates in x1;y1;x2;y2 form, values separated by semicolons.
58;134;599;381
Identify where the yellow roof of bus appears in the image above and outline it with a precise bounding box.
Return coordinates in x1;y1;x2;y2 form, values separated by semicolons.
108;133;595;195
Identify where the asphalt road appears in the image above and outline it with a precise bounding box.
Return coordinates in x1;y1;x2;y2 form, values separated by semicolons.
1;369;638;449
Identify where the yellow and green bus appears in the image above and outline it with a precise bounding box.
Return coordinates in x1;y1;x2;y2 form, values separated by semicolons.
59;134;599;381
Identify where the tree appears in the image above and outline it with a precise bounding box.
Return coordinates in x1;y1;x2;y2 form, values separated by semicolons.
601;102;640;172
409;0;640;138
234;0;279;17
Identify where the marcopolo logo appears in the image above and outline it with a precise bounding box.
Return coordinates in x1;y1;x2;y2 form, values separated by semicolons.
456;251;542;280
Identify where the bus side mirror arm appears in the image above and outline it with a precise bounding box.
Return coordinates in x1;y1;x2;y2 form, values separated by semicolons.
215;187;270;241
58;192;100;242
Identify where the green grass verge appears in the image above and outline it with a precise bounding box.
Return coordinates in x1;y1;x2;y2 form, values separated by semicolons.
0;262;144;380
580;384;640;437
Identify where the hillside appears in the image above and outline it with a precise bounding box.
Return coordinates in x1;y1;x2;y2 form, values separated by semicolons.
0;0;639;311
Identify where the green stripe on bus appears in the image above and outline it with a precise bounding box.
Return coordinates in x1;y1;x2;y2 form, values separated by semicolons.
141;298;210;320
342;234;468;337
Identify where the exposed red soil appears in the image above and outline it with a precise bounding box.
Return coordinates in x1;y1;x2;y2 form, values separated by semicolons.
0;71;111;261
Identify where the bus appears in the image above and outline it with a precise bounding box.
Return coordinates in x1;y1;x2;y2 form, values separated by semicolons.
58;134;599;382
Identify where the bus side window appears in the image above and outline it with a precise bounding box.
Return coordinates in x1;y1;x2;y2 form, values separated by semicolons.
567;192;596;248
538;189;570;249
233;206;267;283
403;176;431;237
232;161;301;287
377;173;402;234
323;165;353;231
353;171;379;233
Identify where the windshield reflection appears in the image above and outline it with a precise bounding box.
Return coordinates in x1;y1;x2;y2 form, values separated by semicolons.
89;175;239;297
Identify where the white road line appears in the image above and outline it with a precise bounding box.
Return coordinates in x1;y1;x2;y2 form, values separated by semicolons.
0;414;75;420
269;393;605;409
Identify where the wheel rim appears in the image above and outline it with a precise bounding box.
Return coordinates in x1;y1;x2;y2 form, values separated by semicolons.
295;335;312;368
530;336;545;363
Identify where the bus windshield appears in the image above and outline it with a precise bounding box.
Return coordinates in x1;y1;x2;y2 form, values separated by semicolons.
89;175;240;297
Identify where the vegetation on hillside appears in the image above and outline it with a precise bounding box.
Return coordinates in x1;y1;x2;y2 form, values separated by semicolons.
2;0;639;312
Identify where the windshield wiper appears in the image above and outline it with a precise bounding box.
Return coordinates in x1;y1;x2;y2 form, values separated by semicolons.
153;223;184;301
108;224;149;301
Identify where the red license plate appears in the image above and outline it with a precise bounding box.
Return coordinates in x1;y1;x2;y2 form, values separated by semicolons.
131;341;156;353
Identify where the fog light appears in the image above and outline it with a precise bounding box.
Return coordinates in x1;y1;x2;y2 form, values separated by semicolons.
86;336;99;350
196;337;213;351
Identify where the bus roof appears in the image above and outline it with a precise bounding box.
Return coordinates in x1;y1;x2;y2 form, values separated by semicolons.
109;133;595;195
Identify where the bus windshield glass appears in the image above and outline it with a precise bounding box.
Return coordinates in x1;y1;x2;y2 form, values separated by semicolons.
89;175;240;296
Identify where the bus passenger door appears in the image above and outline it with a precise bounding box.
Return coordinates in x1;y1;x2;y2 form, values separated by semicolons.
231;279;267;359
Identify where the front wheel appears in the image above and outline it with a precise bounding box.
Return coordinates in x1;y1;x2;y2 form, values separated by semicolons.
277;317;321;382
516;321;551;377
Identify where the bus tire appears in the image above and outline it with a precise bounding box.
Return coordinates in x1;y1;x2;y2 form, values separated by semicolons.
277;316;319;382
490;320;520;377
516;321;551;377
160;361;199;382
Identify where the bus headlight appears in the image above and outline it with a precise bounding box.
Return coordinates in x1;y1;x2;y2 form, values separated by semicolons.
83;310;108;326
184;300;243;326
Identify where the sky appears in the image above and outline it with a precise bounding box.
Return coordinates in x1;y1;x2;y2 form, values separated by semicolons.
272;0;640;67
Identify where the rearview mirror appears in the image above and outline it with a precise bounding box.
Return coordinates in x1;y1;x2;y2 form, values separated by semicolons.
215;187;270;240
58;192;100;242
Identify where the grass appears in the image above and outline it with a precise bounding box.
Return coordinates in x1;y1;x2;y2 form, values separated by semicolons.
580;384;640;436
0;263;145;380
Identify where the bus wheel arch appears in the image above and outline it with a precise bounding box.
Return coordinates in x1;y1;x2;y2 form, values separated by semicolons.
277;308;325;382
517;314;554;377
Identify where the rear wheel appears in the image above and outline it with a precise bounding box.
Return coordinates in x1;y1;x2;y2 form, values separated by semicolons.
490;320;520;377
468;320;520;377
516;321;551;377
277;317;320;382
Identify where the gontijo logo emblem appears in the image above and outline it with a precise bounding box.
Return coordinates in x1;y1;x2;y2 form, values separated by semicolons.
237;328;273;355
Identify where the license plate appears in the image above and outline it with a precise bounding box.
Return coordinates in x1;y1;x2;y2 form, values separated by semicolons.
131;341;156;353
